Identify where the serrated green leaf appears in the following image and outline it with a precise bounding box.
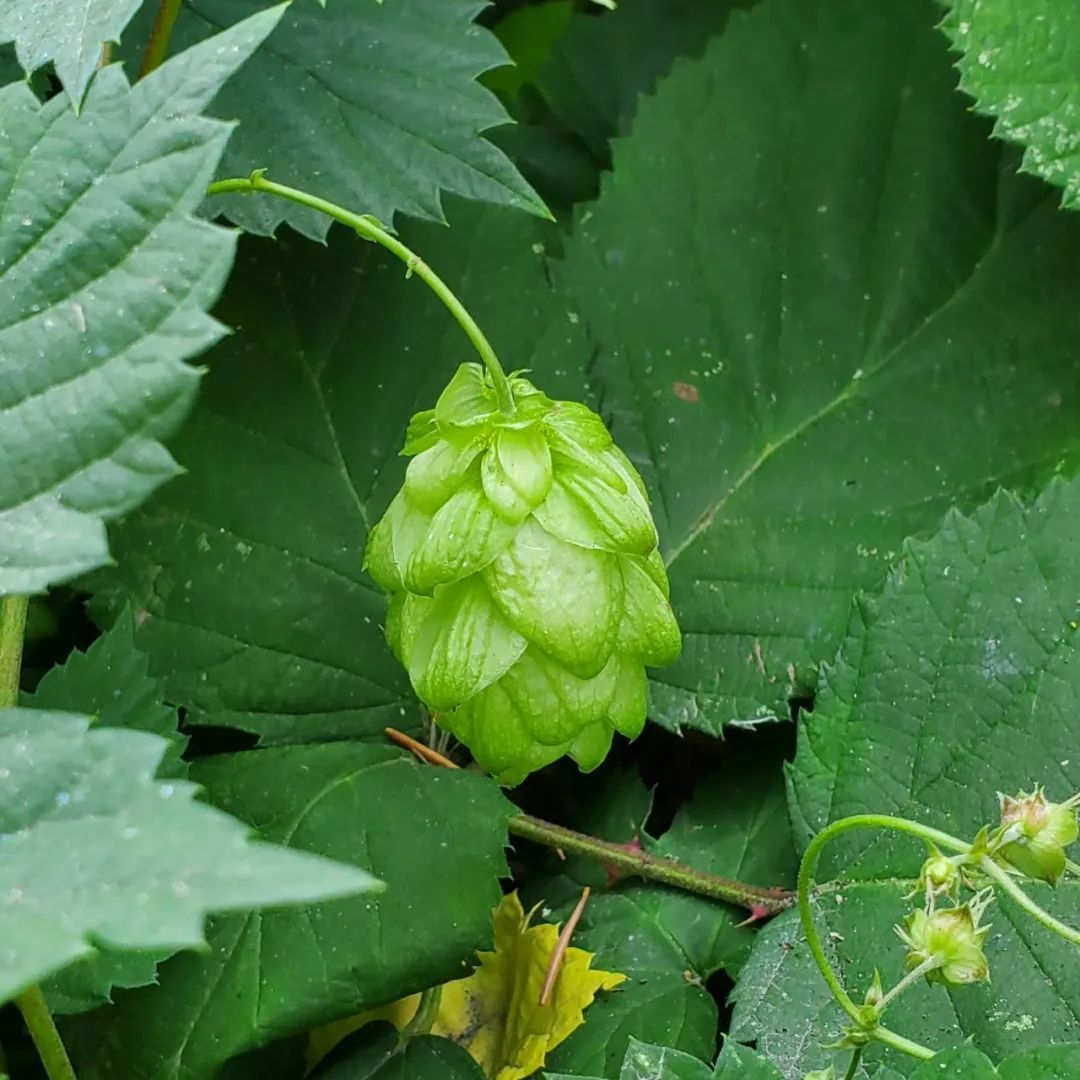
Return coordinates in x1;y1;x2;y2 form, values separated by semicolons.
997;1046;1080;1078
0;0;141;104
616;1037;711;1079
711;1042;784;1078
896;1045;1080;1080
20;612;186;1013
559;0;1080;736
941;0;1080;211
546;1038;785;1079
126;0;547;240
23;611;185;776
0;709;374;1006
88;201;587;744
538;753;797;1076
0;8;283;596
733;475;1080;1074
67;743;511;1079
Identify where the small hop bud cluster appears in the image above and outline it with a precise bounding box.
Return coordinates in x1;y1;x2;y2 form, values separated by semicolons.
909;845;961;904
895;888;993;986
995;785;1080;885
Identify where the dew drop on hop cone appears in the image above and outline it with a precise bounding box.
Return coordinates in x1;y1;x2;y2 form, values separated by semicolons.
364;363;681;785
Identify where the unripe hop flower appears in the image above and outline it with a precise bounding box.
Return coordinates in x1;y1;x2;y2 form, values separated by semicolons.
364;364;681;785
894;891;992;986
997;786;1080;885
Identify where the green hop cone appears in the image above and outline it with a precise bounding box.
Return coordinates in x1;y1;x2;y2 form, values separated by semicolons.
364;363;681;785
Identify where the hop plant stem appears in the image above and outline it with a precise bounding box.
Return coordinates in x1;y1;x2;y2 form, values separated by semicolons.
384;728;793;914
797;814;970;1062
138;0;183;76
978;855;1080;946
205;173;517;415
0;596;78;1080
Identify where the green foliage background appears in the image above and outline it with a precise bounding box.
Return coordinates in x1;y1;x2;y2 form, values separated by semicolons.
3;0;1080;1077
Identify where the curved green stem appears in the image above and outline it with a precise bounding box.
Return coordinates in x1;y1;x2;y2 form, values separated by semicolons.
979;856;1080;946
205;173;516;415
879;955;940;1010
138;0;182;77
401;985;442;1039
15;984;76;1080
799;814;968;1061
842;1046;864;1080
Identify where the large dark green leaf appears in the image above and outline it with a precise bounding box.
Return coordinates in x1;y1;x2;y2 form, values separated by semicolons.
731;476;1080;1075
0;9;281;595
558;0;1080;736
89;202;587;743
537;753;797;1077
134;0;547;239
540;0;751;158
0;709;374;1006
69;743;511;1079
941;0;1080;211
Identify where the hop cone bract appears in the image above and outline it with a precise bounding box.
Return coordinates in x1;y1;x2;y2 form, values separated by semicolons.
364;364;681;785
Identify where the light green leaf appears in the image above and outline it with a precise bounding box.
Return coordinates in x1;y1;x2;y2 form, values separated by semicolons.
733;475;1080;1074
21;613;186;1013
0;0;141;104
0;709;374;1007
941;0;1080;210
539;752;797;1076
132;0;547;240
88;201;587;744
559;0;1080;736
0;8;283;596
67;743;511;1079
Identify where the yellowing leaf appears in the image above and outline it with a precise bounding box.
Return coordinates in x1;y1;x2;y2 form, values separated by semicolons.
306;891;624;1078
430;891;625;1080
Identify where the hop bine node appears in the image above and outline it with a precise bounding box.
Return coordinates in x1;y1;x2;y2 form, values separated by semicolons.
364;363;681;785
895;889;993;987
995;786;1080;885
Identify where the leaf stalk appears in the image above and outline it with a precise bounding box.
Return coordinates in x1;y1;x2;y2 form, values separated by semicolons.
138;0;183;77
205;173;517;415
0;594;28;707
978;855;1080;946
13;986;77;1080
